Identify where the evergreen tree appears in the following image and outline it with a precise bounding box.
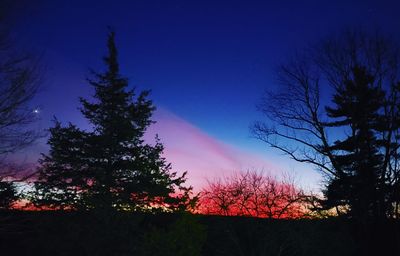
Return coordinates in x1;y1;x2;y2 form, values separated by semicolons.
323;66;388;220
33;31;194;211
33;121;89;210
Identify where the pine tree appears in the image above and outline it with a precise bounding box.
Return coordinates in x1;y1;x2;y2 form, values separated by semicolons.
323;66;387;220
33;31;194;211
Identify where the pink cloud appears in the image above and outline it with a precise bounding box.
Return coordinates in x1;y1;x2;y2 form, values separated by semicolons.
145;108;282;192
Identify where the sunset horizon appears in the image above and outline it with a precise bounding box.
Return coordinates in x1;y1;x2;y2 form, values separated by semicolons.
1;1;400;255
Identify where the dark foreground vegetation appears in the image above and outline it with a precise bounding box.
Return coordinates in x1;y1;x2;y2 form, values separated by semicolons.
1;211;399;256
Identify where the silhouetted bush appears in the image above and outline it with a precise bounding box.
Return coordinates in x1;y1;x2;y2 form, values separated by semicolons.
141;213;206;256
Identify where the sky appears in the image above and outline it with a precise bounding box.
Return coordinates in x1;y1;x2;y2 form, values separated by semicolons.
6;0;400;192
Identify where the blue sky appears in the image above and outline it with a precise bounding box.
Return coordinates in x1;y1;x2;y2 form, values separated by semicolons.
9;0;400;191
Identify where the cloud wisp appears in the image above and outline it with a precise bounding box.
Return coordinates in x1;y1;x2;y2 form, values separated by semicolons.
146;109;281;192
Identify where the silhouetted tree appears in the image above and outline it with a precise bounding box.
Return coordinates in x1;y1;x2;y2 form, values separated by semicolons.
0;180;17;209
199;170;305;218
323;66;389;223
0;24;41;158
33;31;195;211
0;6;42;209
252;30;400;222
32;121;89;210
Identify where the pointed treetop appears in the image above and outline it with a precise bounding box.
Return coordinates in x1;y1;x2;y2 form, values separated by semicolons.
103;29;119;78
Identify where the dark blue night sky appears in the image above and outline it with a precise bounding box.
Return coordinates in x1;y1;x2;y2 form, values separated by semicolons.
9;0;400;190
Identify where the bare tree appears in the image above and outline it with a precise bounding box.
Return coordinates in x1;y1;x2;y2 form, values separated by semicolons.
0;35;41;157
198;170;306;218
0;6;42;209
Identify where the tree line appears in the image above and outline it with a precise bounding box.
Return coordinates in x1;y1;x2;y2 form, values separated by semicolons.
0;25;306;216
1;24;400;227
